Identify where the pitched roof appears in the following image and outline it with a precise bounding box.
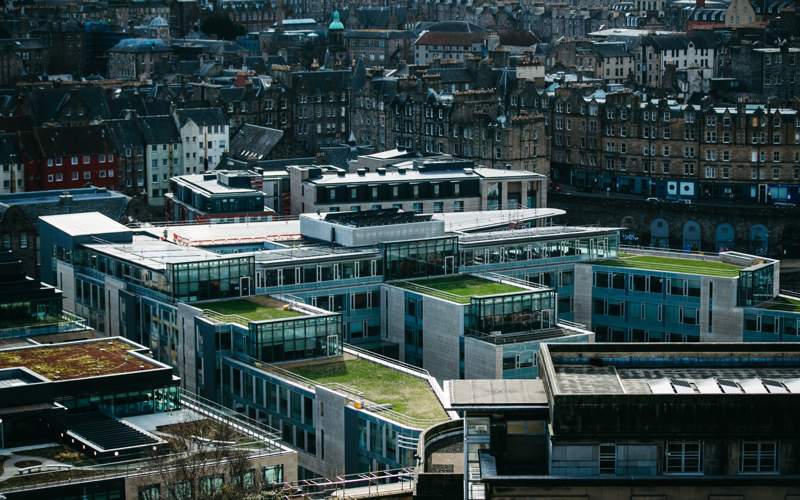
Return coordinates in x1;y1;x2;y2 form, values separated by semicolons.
137;115;181;144
105;119;144;150
591;42;630;58
27;87;111;125
416;31;486;46
35;125;114;156
174;107;227;127
229;124;284;161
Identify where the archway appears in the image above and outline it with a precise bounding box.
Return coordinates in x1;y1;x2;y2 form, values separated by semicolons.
683;221;701;252
650;218;669;248
749;224;769;256
715;223;735;253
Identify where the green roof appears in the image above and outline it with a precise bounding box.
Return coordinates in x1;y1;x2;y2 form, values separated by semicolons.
202;297;305;324
394;275;525;304
594;255;742;278
288;357;448;425
757;296;800;313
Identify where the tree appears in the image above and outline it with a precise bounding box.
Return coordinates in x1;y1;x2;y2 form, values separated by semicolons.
150;417;272;500
200;13;246;40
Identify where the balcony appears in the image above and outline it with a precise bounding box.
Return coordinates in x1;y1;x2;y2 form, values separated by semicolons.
0;311;89;340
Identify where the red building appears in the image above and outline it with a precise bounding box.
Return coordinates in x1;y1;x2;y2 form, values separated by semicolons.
25;126;120;191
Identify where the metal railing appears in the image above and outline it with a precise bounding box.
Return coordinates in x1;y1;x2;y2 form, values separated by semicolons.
390;280;466;303
475;271;551;291
0;311;89;339
272;467;416;499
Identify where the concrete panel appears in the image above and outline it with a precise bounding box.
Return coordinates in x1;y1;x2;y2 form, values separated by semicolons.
702;276;743;342
315;386;348;478
464;336;500;379
421;297;464;382
56;261;76;314
104;276;126;338
382;285;406;360
572;264;594;329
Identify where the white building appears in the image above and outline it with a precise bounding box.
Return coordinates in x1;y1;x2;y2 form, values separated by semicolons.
137;115;183;205
0;133;22;193
174;108;229;174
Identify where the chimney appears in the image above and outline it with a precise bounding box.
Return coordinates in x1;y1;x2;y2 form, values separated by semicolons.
357;168;367;176
377;167;386;175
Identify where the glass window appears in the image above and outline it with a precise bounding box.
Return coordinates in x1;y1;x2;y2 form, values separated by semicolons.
740;440;777;473
665;441;703;474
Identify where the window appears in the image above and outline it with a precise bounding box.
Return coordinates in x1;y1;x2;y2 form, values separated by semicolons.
665;441;703;474
262;465;284;484
599;443;616;474
740;441;777;473
82;155;90;164
138;484;161;500
70;156;78;165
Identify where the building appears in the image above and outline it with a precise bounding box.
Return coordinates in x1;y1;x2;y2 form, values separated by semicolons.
0;132;23;194
165;170;272;223
287;69;351;150
107;38;172;80
591;42;634;84
0;336;297;498
137;114;183;205
413;22;491;65
288;159;548;215
731;45;800;100
636;32;720;91
26;125;120;191
420;342;800;500
174;107;229;174
0;187;129;278
345;29;414;68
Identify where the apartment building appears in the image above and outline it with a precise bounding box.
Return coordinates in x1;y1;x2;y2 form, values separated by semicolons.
165;170;272;223
420;343;800;500
539;88;800;205
288;159;547;215
174;107;229;174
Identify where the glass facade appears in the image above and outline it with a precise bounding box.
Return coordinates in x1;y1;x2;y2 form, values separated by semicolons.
460;234;618;268
382;237;458;280
170;256;255;302
738;264;775;306
248;315;341;363
468;291;557;336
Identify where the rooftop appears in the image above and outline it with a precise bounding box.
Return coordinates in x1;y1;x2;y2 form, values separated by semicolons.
447;379;547;409
172;173;261;195
39;212;130;238
308;167;542;185
0;338;161;381
287;355;448;424
543;343;800;396
756;295;800;313
593;254;742;277
395;275;526;304
83;235;230;271
201;296;306;324
144;220;301;246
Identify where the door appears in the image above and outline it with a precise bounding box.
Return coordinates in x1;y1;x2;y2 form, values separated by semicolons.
758;183;769;203
444;255;455;275
239;276;251;296
326;334;339;356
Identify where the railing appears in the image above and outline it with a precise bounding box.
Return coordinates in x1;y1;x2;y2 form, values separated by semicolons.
558;319;588;330
475;271;551;292
780;289;800;300
0;311;89;339
272;467;416;499
201;309;253;326
177;388;286;451
126;214;299;229
391;280;466;303
344;343;432;378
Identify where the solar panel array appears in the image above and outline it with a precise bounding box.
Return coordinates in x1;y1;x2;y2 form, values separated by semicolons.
66;412;160;452
647;377;800;395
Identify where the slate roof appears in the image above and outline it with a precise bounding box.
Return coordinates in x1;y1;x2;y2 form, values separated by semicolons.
425;21;485;33
498;31;540;46
0;133;19;164
591;42;630;58
174;107;227;127
35;125;114;156
291;70;351;92
105;119;144;151
229;123;284;161
416;31;486;46
0;188;130;224
27;87;111;125
137;115;181;144
355;6;407;28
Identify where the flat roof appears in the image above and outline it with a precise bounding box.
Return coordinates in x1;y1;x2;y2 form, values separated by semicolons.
434;209;565;233
174;173;259;195
394;275;527;304
544;343;800;396
84;235;233;271
447;379;547;408
254;245;378;264
593;254;742;277
144;220;301;246
0;187;128;206
39;212;130;237
309;167;543;185
458;225;619;245
286;355;449;424
0;338;161;381
201;296;307;324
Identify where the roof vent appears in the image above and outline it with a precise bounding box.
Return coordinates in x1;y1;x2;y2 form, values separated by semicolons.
463;168;474;175
357;168;367;176
398;167;406;175
337;171;346;177
377;168;386;176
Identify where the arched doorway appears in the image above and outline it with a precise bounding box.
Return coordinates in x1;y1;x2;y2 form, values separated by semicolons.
749;224;769;256
650;218;669;248
683;221;701;251
715;223;735;253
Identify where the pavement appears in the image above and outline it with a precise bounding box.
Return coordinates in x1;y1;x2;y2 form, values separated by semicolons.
0;451;72;482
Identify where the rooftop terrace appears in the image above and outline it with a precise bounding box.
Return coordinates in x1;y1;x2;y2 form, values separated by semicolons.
394;275;526;304
202;296;306;324
0;338;160;380
594;254;742;278
756;295;800;313
286;355;448;425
